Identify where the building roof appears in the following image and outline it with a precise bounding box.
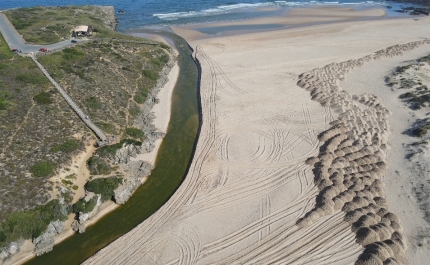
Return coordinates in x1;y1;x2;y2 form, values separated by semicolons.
74;25;89;32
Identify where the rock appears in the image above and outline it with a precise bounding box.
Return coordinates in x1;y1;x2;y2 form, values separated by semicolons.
0;241;22;263
114;161;153;204
33;220;66;256
71;192;102;234
114;143;140;164
71;220;86;233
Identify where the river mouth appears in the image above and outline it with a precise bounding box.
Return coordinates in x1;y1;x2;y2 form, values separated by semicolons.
25;31;200;265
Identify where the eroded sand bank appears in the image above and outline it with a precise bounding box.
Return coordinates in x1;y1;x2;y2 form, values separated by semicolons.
85;8;430;265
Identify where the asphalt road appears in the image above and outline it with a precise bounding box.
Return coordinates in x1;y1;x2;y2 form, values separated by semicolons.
0;12;80;53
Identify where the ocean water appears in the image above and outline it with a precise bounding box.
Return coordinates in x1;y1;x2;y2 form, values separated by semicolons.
0;0;419;31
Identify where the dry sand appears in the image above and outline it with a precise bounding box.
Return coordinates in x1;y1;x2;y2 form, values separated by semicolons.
85;8;430;265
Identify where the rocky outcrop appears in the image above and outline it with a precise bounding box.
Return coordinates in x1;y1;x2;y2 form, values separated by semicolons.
98;6;118;31
0;241;22;264
72;192;102;234
114;161;153;204
111;53;175;204
33;220;66;256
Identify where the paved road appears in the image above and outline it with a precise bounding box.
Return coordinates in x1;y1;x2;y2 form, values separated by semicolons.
0;12;81;53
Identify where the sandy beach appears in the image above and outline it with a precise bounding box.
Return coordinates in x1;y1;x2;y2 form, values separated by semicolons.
82;7;430;265
131;61;179;166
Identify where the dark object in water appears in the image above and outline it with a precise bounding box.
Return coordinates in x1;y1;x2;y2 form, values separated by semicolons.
118;9;125;14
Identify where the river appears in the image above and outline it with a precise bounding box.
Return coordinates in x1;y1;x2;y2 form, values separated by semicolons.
24;31;200;265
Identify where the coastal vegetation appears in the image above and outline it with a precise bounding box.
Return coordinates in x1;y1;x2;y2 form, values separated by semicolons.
26;31;199;265
4;6;120;44
1;5;172;258
0;31;88;224
0;200;67;249
387;55;430;106
85;177;123;201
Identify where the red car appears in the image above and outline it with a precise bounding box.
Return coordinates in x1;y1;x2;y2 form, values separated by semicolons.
39;48;48;52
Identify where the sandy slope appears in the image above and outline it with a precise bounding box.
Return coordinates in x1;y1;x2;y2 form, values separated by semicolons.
85;9;430;265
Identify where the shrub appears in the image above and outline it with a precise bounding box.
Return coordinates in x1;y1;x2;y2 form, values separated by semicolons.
133;94;144;104
125;127;145;140
85;96;102;109
159;43;170;50
399;92;415;99
33;91;53;104
85;177;123;201
159;54;169;64
16;73;48;85
51;139;80;153
62;48;85;60
0;90;11;110
30;161;54;178
143;69;158;80
87;156;111;175
96;139;142;159
0;199;67;248
72;196;98;213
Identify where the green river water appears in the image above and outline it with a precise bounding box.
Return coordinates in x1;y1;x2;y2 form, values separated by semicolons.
25;32;199;265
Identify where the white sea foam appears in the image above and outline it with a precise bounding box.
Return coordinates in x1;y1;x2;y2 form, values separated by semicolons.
153;0;386;21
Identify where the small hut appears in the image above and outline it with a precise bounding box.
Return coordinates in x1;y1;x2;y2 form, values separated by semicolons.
71;25;93;37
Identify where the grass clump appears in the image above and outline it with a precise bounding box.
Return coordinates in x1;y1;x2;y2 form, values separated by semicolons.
16;73;48;85
414;122;430;137
143;69;158;80
85;96;102;109
51;139;80;153
87;156;111;175
125;127;145;140
33;91;53;105
0;199;67;248
0;90;11;110
30;161;54;178
62;47;85;60
85;177;123;201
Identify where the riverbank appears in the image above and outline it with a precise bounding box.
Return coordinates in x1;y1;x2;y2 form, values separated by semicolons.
84;7;430;265
2;44;180;265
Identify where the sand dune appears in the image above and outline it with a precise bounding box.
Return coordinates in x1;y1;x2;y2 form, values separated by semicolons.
85;10;430;265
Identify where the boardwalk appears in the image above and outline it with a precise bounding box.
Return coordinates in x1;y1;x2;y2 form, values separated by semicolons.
30;55;108;142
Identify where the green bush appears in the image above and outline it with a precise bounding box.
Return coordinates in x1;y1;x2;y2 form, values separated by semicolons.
0;200;67;248
399;92;415;99
85;96;102;109
133;94;144;104
125;127;145;140
0;90;11;110
159;54;169;64
62;48;85;60
96;139;142;159
30;161;54;178
85;177;123;201
51;139;80;153
87;156;111;175
16;73;48;85
33;91;53;104
143;69;158;80
72;196;98;213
